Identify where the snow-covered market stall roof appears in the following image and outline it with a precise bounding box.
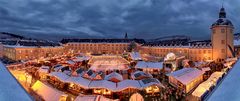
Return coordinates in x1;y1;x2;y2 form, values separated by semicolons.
192;72;224;98
105;72;123;82
31;80;67;101
49;71;164;92
49;72;70;82
74;95;119;101
135;61;163;70
72;56;90;62
168;68;204;85
131;71;153;80
129;52;142;61
0;61;32;101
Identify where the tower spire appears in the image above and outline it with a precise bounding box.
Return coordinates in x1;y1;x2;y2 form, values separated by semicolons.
219;0;226;18
124;32;128;39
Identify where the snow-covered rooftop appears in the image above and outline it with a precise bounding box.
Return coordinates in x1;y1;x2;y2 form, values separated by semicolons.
0;61;32;101
38;66;49;73
129;52;142;61
234;39;240;46
117;80;141;91
53;65;65;72
89;80;116;91
207;60;240;101
67;60;75;65
131;71;152;80
49;72;70;82
31;80;66;101
135;61;163;69
72;56;90;62
192;72;224;98
168;68;204;85
74;95;118;101
105;72;123;82
139;78;164;88
49;72;164;92
66;76;91;88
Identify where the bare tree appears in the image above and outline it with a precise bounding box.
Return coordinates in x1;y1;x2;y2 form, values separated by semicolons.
127;41;137;52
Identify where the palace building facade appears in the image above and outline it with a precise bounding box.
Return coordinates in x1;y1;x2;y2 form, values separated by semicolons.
2;40;63;61
61;39;145;54
4;46;64;61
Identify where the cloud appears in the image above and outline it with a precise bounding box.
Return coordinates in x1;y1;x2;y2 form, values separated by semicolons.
0;0;239;41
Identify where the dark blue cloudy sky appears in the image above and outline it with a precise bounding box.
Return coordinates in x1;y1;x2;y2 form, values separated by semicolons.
0;0;239;41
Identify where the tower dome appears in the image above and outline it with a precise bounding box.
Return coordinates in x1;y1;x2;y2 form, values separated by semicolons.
211;7;233;27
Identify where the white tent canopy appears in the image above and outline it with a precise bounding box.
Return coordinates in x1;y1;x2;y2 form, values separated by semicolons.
168;68;204;85
31;80;67;101
192;72;224;98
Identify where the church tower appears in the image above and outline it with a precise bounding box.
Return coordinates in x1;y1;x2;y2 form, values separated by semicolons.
211;6;234;60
